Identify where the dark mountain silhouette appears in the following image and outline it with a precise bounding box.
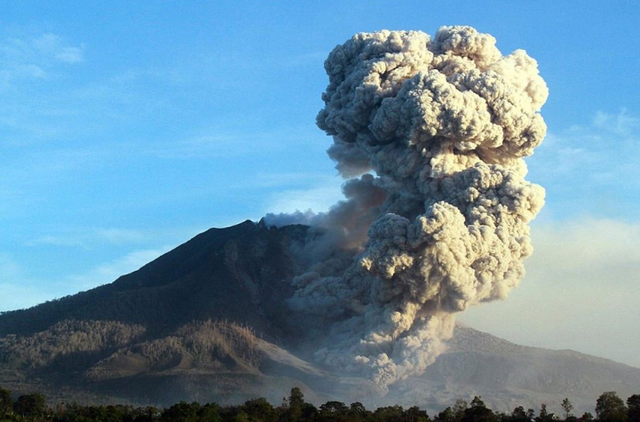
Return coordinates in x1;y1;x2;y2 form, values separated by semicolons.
1;221;638;413
0;220;307;339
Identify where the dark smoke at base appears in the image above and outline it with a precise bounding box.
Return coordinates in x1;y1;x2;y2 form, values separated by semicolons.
265;25;547;391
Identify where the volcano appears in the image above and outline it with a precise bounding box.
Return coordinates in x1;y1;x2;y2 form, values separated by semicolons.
1;221;638;413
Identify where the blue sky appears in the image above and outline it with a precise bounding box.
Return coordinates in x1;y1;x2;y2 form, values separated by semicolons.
1;1;639;366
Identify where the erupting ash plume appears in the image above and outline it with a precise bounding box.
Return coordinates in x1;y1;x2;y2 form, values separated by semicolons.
272;26;548;390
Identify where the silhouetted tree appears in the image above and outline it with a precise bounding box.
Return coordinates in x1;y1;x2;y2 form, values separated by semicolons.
243;398;276;422
453;401;468;422
536;404;554;422
562;399;574;420
284;387;306;422
510;406;532;422
579;413;594;422
220;404;241;422
2;386;640;422
627;395;640;422
406;406;430;422
236;411;251;422
350;402;367;415
132;406;161;422
161;401;201;422
301;402;319;422
288;388;304;409
345;402;368;422
319;401;348;421
201;404;222;422
372;405;405;422
596;392;627;422
436;407;457;422
13;392;46;419
0;387;12;416
462;397;496;422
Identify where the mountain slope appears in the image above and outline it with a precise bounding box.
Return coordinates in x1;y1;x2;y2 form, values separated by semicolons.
0;220;307;339
391;326;640;413
0;221;638;413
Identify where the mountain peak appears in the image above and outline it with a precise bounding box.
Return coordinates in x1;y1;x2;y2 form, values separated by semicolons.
1;221;639;413
0;220;307;338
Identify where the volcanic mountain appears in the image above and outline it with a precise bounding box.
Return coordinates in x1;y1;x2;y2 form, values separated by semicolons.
1;221;638;413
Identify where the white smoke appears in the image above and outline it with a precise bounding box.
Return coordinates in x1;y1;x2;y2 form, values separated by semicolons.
285;26;547;390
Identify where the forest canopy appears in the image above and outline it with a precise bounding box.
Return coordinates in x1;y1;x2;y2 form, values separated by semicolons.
1;387;639;422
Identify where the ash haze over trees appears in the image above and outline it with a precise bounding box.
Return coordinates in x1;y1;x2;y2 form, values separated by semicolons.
0;1;639;371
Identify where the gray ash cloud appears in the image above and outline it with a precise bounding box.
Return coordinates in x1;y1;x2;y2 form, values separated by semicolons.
266;25;547;390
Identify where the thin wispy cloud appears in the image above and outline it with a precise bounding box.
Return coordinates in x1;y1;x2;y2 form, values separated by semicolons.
28;228;147;248
532;109;639;183
0;246;170;312
241;172;335;189
0;252;21;279
66;247;170;291
260;51;326;68
0;253;55;311
147;125;322;159
0;31;84;89
528;109;640;220
0;283;54;313
0;146;112;217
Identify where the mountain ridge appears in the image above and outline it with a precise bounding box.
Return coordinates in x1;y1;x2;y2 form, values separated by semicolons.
1;220;638;413
0;220;308;339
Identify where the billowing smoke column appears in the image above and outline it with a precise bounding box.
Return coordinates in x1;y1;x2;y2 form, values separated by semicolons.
287;26;547;390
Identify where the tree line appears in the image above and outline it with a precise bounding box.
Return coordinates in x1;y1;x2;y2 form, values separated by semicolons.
1;387;639;422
